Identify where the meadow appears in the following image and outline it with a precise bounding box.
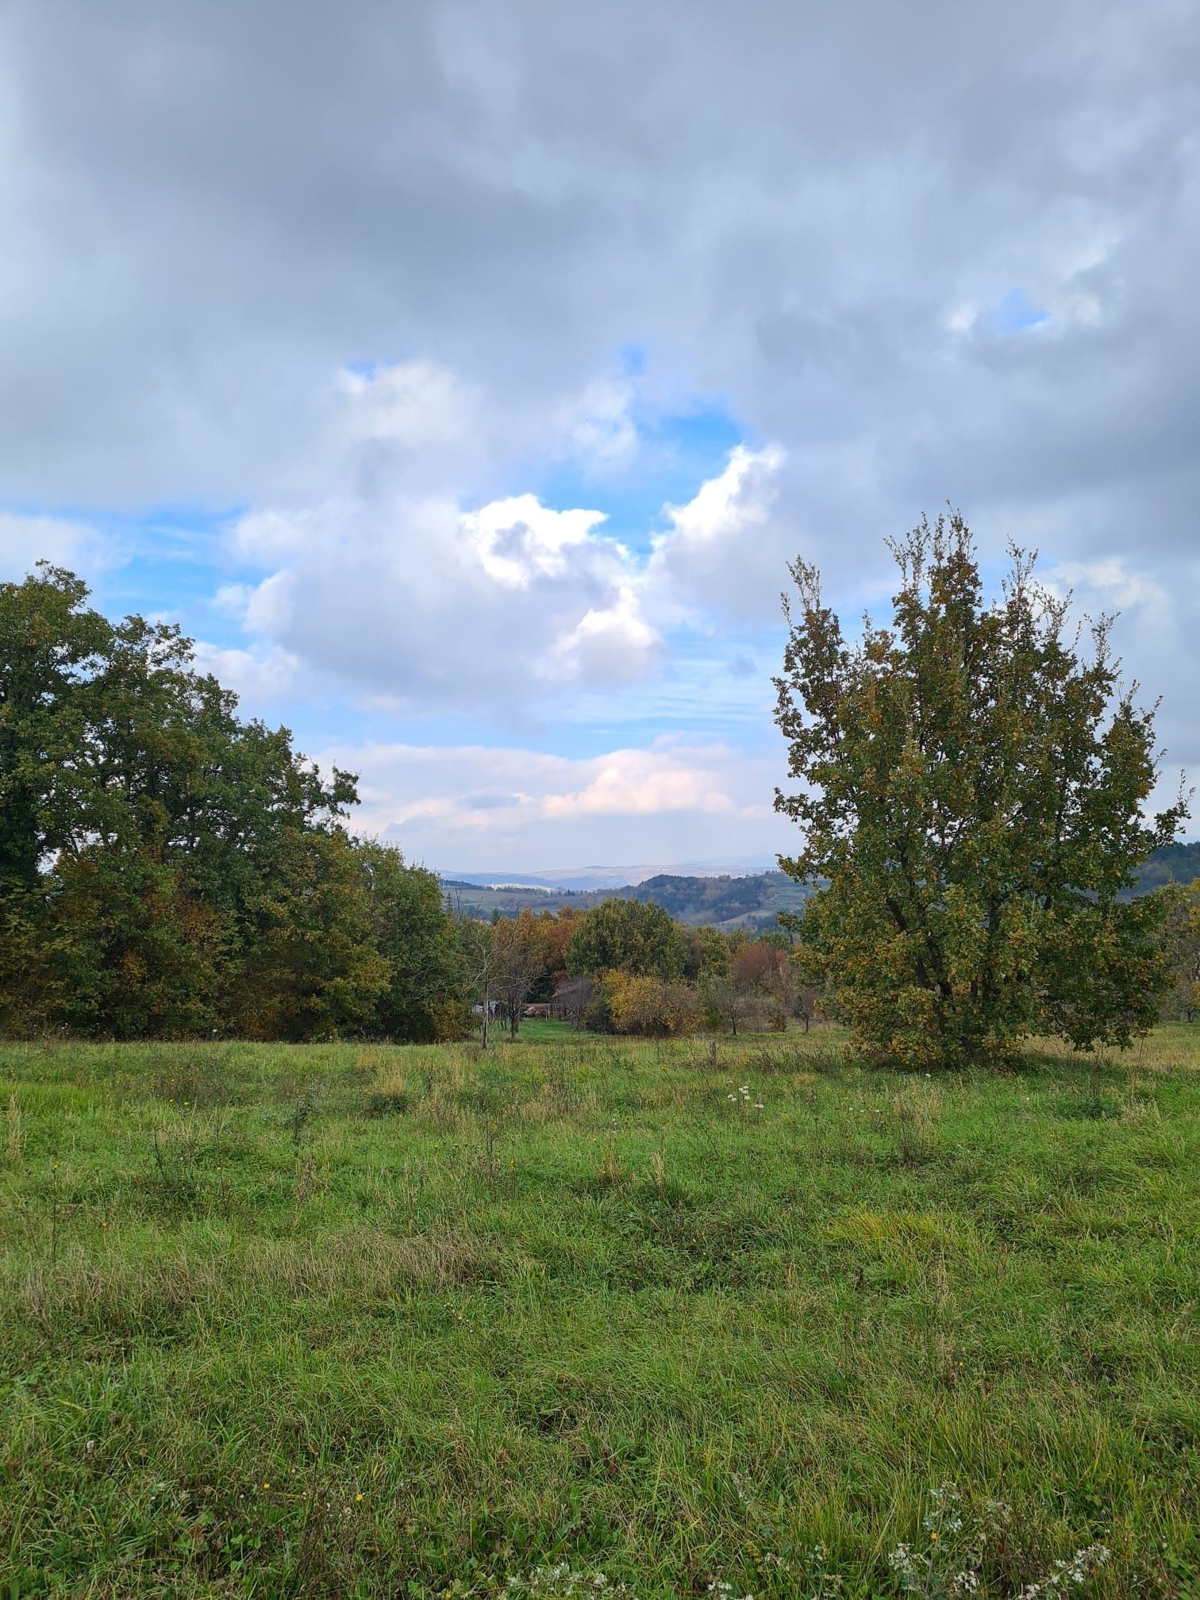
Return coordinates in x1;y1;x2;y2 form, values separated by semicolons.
0;1026;1197;1598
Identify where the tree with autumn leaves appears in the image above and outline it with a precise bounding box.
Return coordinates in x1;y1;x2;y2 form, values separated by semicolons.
775;514;1186;1069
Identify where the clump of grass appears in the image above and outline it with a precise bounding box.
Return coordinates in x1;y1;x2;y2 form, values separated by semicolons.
363;1088;411;1117
594;1141;626;1190
803;1042;849;1075
888;1076;941;1165
149;1048;236;1107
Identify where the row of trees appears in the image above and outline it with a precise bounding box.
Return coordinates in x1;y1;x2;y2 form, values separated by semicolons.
469;868;1200;1045
462;896;823;1040
0;566;463;1041
0;565;804;1044
5;528;1196;1060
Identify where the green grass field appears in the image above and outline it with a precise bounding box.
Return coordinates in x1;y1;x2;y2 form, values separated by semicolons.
1;1028;1197;1597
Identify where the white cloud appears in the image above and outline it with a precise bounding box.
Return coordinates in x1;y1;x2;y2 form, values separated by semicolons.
190;641;303;703
661;444;785;550
548;584;662;683
463;494;607;588
540;748;739;819
334;360;483;452
205;359;689;713
1046;557;1169;612
315;734;792;871
646;443;790;621
555;375;638;468
207;390;798;717
183;364;808;723
0;512;107;582
212;581;254;616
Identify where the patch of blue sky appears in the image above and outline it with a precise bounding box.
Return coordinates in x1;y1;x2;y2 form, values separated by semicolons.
5;495;242;633
526;396;749;556
96;510;253;646
544;649;784;754
990;287;1050;336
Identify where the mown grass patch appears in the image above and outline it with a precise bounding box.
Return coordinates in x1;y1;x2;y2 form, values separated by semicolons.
1;1029;1198;1596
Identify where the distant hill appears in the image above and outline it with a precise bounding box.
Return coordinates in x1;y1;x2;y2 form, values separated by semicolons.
625;872;812;929
445;843;1199;928
1125;841;1200;897
440;879;596;920
442;869;812;930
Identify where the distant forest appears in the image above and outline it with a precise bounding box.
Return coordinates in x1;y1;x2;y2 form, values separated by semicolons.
442;871;812;931
449;843;1200;929
1124;841;1200;897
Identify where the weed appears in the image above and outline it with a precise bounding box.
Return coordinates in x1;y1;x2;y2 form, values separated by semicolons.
545;1052;581;1117
148;1121;202;1211
650;1150;666;1196
5;1091;22;1166
287;1082;318;1153
887;1484;1110;1598
294;1153;317;1206
595;1142;626;1190
499;1564;635;1596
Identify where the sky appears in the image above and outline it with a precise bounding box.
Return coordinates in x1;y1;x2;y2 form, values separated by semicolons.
1;0;1198;877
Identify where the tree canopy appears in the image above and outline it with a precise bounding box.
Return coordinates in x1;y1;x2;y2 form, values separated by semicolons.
774;514;1186;1068
0;565;465;1041
565;896;689;982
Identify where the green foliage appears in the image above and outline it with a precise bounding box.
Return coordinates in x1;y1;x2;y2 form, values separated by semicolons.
229;828;389;1042
625;870;812;927
46;846;227;1039
685;921;733;979
566;896;689;982
0;565;111;895
359;840;468;1041
0;565;466;1042
1156;880;1200;1021
0;1030;1197;1593
776;514;1186;1069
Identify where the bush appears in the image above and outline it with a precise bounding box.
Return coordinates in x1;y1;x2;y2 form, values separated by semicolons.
606;973;701;1037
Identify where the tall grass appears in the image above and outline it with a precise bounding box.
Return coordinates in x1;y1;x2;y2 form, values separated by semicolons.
0;1027;1197;1596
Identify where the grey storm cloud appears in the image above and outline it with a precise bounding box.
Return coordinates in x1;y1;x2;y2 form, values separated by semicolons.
1;0;1199;767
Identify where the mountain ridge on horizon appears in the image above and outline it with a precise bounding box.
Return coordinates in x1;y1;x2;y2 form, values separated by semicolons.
436;841;1200;932
438;857;781;893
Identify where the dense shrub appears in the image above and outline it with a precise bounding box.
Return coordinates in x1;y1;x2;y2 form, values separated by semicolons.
606;973;702;1036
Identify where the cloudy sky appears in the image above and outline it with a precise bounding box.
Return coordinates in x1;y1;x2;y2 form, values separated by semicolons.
2;0;1197;875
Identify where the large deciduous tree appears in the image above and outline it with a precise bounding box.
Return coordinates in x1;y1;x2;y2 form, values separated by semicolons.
0;564;467;1041
566;897;689;984
774;514;1185;1069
